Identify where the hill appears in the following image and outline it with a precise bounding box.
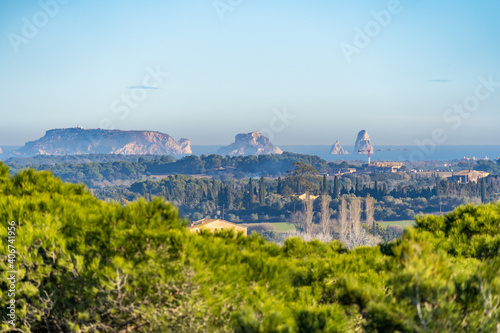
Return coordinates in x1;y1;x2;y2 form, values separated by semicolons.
13;127;192;156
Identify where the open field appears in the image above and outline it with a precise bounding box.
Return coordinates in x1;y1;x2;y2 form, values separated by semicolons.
244;222;296;233
246;221;415;232
378;220;416;228
272;222;296;232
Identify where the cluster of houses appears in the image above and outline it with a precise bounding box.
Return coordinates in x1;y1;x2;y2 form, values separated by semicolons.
326;162;488;184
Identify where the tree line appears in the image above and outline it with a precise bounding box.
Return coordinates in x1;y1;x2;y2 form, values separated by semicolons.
90;162;498;224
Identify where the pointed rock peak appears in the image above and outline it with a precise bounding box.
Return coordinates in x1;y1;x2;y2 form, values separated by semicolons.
354;130;373;154
251;131;262;137
330;140;349;155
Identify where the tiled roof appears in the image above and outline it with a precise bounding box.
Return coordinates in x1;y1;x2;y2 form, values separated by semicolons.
188;218;246;229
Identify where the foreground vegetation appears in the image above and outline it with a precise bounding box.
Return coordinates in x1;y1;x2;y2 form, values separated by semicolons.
1;163;499;332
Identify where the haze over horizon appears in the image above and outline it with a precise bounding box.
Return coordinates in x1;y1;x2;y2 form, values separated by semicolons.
1;0;499;146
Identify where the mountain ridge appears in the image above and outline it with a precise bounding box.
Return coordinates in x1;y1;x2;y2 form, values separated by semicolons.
13;127;192;156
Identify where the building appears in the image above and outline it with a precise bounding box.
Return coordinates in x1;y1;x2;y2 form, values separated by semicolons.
298;193;319;201
188;218;247;236
328;168;357;175
371;162;404;167
371;162;403;173
447;170;489;184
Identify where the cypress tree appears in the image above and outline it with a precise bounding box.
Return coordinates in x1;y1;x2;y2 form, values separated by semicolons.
481;178;487;203
249;178;254;204
259;176;265;206
323;175;328;194
333;176;340;199
225;185;234;209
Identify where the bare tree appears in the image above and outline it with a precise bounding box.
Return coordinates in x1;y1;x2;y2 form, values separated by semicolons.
338;196;382;249
319;194;332;235
338;195;348;240
349;196;362;236
281;230;334;244
303;192;314;234
290;192;314;234
284;195;381;248
365;195;375;233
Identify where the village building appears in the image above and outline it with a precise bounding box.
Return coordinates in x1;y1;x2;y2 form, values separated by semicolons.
188;218;247;236
297;193;319;201
446;170;489;184
370;162;404;173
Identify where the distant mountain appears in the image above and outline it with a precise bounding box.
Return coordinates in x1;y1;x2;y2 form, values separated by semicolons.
217;131;282;156
354;130;373;154
330;140;349;155
13;128;192;156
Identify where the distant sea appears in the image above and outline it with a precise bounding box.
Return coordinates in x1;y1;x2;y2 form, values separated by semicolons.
192;145;500;162
1;145;499;162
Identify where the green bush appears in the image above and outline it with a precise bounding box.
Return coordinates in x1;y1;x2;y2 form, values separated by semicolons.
0;163;499;332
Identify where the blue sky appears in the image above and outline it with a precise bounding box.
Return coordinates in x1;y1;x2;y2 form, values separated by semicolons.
1;0;499;146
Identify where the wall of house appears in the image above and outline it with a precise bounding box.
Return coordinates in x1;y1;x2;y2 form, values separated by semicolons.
190;220;247;236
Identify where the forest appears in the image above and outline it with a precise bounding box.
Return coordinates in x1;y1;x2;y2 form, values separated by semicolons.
92;162;498;225
6;153;500;225
5;153;328;184
8;152;500;187
1;163;499;332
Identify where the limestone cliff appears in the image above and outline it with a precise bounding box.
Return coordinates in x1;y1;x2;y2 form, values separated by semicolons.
13;128;192;156
330;140;349;155
217;131;282;156
354;130;373;154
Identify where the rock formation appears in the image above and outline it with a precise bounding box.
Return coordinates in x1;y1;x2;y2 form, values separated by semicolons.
354;130;373;154
330;140;349;155
13;128;192;156
217;131;282;156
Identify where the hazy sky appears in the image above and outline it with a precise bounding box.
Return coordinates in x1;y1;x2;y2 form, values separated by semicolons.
1;0;499;146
